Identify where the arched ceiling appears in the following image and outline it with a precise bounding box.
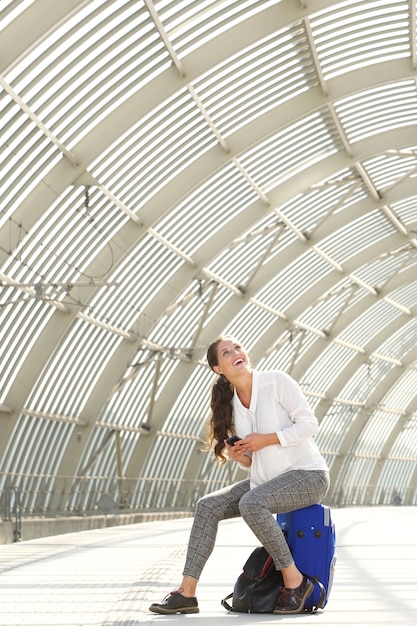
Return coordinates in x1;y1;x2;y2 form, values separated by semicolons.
1;0;417;515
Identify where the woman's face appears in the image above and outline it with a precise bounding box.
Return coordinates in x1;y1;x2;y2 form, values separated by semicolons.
213;338;250;378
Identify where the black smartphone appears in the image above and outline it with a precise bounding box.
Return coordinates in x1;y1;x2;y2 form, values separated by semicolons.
226;435;242;446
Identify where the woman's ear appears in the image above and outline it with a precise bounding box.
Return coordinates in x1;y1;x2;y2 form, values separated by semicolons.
213;365;222;375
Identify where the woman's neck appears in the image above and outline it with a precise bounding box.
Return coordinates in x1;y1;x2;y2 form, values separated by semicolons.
233;370;253;409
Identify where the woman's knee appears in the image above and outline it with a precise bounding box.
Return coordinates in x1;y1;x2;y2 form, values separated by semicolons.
196;492;216;511
238;490;259;517
195;491;227;520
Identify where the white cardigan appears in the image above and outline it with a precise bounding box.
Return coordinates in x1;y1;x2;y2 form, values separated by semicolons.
232;370;329;488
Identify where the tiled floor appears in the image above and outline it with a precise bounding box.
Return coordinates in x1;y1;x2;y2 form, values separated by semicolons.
0;506;416;625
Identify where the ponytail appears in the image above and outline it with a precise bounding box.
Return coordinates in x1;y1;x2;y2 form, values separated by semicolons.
205;335;239;463
207;374;234;464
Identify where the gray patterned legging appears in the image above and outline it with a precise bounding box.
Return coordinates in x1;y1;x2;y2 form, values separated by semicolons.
183;469;329;580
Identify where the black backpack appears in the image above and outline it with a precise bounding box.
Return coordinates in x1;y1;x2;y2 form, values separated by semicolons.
221;546;325;614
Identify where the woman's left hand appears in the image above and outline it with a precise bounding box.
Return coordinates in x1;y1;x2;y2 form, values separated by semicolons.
238;432;280;452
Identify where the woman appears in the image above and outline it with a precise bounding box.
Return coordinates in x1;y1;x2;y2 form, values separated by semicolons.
149;336;329;615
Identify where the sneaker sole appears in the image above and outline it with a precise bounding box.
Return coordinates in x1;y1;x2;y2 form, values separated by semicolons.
149;605;200;615
273;580;314;614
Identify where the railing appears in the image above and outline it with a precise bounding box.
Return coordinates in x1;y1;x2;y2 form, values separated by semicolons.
0;474;227;517
3;485;22;541
0;473;415;517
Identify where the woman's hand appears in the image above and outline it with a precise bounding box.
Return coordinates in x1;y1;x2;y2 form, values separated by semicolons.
224;438;251;466
228;432;280;454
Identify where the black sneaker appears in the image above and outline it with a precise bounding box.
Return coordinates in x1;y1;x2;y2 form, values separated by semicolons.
273;576;314;614
149;590;199;614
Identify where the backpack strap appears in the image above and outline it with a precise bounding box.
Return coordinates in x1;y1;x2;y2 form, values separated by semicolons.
220;593;234;611
302;573;326;612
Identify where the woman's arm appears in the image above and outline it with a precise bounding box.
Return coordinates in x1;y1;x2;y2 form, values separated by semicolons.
275;372;319;446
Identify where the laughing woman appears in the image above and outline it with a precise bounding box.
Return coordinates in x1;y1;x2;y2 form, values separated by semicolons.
149;335;329;615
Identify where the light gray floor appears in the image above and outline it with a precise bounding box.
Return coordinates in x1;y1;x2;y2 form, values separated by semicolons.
0;506;416;625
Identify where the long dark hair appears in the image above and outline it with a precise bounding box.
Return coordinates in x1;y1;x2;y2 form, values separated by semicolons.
206;336;235;464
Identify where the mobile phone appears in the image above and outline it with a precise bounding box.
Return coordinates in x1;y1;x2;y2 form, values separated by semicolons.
226;435;242;446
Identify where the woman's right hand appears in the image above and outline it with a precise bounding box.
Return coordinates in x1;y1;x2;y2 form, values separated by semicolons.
225;438;252;466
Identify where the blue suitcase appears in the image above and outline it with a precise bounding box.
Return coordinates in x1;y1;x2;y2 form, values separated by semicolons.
277;504;336;611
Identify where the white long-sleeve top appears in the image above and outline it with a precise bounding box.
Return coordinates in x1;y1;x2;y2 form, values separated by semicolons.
232;370;328;488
